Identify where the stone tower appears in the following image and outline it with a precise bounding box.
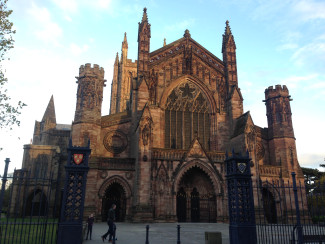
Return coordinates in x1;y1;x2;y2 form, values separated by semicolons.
264;85;300;177
110;33;137;115
72;63;106;151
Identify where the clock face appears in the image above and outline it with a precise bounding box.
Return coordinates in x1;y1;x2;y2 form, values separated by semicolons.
103;131;128;154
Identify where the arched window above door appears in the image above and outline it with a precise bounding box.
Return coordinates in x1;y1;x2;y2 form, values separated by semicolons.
164;82;210;150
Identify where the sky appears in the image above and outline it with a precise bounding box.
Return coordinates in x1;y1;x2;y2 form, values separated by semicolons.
1;0;325;173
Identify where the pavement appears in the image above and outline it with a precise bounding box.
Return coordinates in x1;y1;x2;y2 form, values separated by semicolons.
83;222;230;244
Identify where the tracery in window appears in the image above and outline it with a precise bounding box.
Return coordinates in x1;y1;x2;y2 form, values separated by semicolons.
165;82;210;150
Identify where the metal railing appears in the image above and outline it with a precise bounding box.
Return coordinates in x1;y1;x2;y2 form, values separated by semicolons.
0;159;59;244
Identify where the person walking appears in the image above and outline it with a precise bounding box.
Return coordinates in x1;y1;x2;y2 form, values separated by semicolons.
85;213;95;240
101;204;116;243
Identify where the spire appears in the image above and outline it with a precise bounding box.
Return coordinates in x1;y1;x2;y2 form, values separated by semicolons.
122;32;128;49
121;32;128;63
137;7;151;74
42;95;56;124
222;19;238;88
225;20;232;35
142;7;148;22
114;52;119;65
163;38;166;47
222;20;235;52
138;7;151;37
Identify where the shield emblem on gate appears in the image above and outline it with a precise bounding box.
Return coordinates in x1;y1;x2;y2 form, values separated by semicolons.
237;162;246;173
73;154;84;165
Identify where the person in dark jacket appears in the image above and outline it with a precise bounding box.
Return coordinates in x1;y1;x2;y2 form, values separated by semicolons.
101;204;116;243
86;213;94;240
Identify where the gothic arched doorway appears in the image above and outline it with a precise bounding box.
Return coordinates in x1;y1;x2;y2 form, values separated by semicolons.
262;188;277;224
191;187;200;222
101;182;126;222
177;187;187;222
176;166;216;222
26;190;48;216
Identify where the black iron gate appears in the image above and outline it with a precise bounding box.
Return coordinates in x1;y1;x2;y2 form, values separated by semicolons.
0;141;90;244
254;174;325;244
176;187;216;223
225;152;325;244
0;159;60;244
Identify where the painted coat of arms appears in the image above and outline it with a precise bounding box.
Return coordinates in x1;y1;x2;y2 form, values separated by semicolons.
73;154;84;165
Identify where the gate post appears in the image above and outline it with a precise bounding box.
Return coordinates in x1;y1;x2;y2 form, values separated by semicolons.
57;140;91;244
292;172;303;244
225;151;257;244
0;158;10;215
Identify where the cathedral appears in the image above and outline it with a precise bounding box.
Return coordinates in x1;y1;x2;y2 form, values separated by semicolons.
20;8;303;222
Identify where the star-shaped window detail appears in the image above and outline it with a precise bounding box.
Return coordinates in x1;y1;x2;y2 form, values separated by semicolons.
179;83;195;98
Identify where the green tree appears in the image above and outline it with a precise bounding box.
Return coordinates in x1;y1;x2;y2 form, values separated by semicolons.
0;0;25;131
301;167;324;194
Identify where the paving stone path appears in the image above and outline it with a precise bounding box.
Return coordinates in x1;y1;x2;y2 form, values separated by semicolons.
84;222;230;244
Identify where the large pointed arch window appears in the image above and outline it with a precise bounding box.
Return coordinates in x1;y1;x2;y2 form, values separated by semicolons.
165;82;210;150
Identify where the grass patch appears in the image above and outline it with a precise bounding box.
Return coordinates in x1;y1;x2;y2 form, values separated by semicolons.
0;217;58;244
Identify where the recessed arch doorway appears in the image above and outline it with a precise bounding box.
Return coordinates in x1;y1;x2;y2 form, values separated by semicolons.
26;190;48;216
176;166;216;222
101;182;126;222
262;188;277;224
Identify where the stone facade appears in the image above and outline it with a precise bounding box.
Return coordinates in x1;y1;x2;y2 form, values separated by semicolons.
20;8;304;223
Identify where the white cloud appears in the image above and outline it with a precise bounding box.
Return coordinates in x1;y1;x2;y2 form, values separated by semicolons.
1;46;79;171
317;34;325;41
309;82;325;89
277;43;299;51
281;74;318;83
96;0;112;9
165;19;196;32
291;40;325;69
28;3;63;46
277;31;302;51
293;0;325;21
279;74;318;89
51;0;78;13
65;15;73;22
36;22;62;44
69;43;89;55
299;153;325;168
247;0;325;24
250;0;291;21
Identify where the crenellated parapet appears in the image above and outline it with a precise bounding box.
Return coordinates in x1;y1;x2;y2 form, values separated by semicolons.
264;85;291;101
78;63;105;79
264;84;293;134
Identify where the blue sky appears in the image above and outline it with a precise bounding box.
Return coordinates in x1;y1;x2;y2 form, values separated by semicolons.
1;0;325;172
